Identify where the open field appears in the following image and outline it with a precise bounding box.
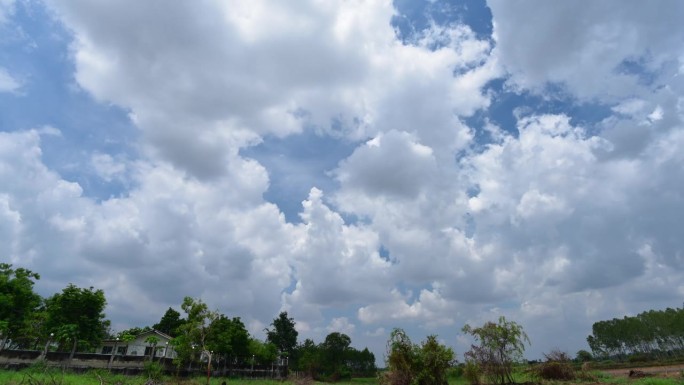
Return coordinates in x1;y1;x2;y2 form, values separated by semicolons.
601;364;684;378
1;366;683;385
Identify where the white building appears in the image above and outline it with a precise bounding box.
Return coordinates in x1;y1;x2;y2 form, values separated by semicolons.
99;329;176;359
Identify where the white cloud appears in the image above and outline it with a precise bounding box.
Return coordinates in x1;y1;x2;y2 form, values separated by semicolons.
0;67;20;93
3;0;683;362
488;0;684;101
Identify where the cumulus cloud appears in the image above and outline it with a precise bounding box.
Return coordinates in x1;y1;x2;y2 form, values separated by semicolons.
488;0;684;100
2;0;683;362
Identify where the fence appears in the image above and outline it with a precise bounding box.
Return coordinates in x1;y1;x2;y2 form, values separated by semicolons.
0;349;288;379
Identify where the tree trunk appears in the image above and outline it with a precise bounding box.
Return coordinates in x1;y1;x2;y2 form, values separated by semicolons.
69;339;78;361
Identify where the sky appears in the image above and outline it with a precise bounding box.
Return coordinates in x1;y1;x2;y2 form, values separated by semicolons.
1;0;684;363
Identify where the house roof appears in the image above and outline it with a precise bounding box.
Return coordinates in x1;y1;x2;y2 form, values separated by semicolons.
102;329;174;343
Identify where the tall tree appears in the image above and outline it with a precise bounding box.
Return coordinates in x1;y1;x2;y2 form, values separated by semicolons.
462;316;530;385
321;332;352;379
172;297;218;370
415;335;455;385
0;264;42;350
45;284;108;358
206;315;250;364
153;307;185;337
265;311;298;356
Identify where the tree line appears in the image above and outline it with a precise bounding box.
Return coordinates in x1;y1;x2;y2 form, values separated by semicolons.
4;263;544;384
587;305;684;360
0;264;375;379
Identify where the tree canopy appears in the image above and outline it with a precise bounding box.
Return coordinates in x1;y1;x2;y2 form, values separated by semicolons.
45;284;108;358
265;311;298;356
462;316;530;385
0;264;42;351
153;307;185;337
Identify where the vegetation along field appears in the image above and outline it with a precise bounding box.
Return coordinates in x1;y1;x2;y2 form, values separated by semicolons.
3;264;684;385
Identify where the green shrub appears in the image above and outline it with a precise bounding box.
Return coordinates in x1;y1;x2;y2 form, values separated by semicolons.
143;360;164;382
463;361;482;385
531;350;575;381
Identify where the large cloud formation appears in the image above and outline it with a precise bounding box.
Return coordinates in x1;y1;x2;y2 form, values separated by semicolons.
1;0;683;359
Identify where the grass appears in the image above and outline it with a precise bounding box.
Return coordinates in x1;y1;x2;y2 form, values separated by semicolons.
1;368;683;385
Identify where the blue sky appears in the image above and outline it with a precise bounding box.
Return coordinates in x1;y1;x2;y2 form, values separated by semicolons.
2;0;684;363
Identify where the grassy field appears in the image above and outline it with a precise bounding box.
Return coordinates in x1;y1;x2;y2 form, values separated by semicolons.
1;369;683;385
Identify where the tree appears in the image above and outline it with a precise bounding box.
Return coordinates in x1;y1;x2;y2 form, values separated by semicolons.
45;284;108;359
381;329;454;385
321;332;352;380
249;338;279;364
415;335;455;385
0;264;42;351
206;315;250;368
265;311;298;356
295;338;321;377
575;350;593;362
172;297;218;371
462;316;530;385
153;307;185;337
145;335;160;361
382;328;418;385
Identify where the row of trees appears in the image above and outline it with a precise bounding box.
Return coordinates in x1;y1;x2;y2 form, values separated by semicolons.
382;317;530;385
294;333;376;380
0;264;107;358
587;306;684;360
1;264;376;378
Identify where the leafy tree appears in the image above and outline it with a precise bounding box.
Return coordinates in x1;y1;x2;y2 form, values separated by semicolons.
346;347;377;377
295;338;321;377
172;297;218;370
414;335;455;385
575;349;593;362
249;338;278;364
265;311;298;356
382;328;418;385
117;326;152;339
153;307;185;337
321;332;352;380
45;284;108;358
0;264;42;350
462;316;530;385
145;335;160;361
381;329;453;385
206;315;250;368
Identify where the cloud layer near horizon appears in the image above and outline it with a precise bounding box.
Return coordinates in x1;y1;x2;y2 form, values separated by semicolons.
1;0;683;359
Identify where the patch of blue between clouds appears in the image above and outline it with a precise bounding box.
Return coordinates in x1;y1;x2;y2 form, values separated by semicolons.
240;132;359;224
391;0;493;43
466;79;613;149
0;1;138;202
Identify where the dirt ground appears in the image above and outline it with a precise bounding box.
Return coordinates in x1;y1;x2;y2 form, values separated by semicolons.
602;364;684;378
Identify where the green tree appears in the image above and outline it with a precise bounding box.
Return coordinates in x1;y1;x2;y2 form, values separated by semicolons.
265;311;298;356
206;315;250;368
153;307;185;337
45;284;108;359
415;335;455;385
382;328;417;385
249;338;278;364
295;338;321;377
0;264;42;350
462;316;530;385
172;297;218;371
145;335;160;361
575;349;593;362
321;332;352;380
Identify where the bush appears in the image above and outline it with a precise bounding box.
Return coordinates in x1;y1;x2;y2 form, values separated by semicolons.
463;361;482;385
143;361;164;382
531;350;575;381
